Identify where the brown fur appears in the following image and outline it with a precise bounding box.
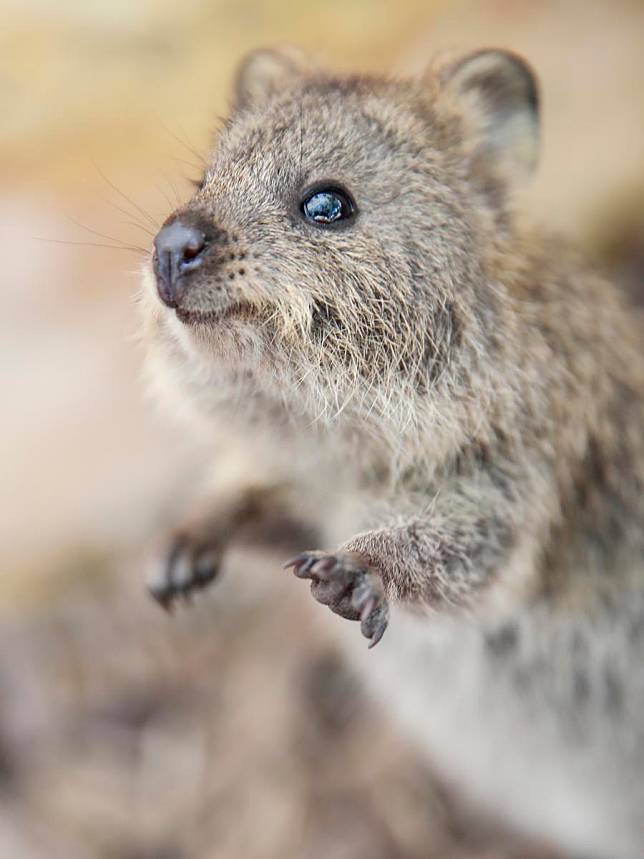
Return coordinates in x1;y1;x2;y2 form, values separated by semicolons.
140;47;644;858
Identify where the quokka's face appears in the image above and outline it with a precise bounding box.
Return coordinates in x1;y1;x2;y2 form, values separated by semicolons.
142;47;538;428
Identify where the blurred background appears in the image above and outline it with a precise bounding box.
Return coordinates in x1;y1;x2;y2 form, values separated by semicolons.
2;1;643;857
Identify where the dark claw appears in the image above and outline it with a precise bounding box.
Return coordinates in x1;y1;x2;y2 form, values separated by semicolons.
359;596;376;622
283;552;322;579
352;574;388;647
169;551;194;593
362;604;389;648
352;577;376;614
368;624;387;649
193;549;220;585
310;557;338;577
283;553;307;570
147;577;174;612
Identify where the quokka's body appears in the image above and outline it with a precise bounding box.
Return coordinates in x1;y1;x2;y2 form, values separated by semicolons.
141;47;644;858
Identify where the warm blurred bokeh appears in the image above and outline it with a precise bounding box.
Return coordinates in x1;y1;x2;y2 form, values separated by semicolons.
2;2;643;857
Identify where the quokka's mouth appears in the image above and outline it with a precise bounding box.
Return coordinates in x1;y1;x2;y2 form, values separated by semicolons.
175;302;259;326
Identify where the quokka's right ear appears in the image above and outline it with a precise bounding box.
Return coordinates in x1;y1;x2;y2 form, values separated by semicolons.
437;49;540;195
233;46;318;111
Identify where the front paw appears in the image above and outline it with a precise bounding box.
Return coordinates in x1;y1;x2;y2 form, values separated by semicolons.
284;551;389;647
147;532;221;611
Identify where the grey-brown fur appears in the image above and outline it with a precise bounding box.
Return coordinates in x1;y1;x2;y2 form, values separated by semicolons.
140;47;644;858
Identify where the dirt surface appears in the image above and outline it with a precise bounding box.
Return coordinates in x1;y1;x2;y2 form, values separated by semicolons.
0;544;563;859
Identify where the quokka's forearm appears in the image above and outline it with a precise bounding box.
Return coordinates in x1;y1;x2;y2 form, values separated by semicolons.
342;467;541;607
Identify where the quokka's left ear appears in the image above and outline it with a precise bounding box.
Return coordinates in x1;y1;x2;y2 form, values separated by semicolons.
232;46;318;111
438;49;540;195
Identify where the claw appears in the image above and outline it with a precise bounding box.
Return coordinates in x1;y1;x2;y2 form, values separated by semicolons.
310;557;337;578
283;553;309;570
169;552;193;593
148;584;170;610
284;552;323;579
295;560;317;579
193;549;220;585
147;581;175;613
359;596;376;622
363;603;388;648
368;620;387;649
352;578;374;611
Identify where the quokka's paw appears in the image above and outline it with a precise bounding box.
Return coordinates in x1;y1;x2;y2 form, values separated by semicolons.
147;532;222;611
284;550;389;647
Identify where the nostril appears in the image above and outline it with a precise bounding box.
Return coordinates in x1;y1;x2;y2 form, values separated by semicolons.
182;237;206;263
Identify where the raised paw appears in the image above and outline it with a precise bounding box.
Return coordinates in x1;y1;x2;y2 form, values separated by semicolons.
147;533;221;611
284;551;389;647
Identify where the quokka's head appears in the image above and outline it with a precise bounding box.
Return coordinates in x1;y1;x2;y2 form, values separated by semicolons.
141;46;539;447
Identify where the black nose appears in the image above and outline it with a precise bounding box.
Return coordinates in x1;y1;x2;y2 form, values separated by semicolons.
153;219;208;307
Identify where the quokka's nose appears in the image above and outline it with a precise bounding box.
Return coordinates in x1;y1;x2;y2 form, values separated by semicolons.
153;219;208;307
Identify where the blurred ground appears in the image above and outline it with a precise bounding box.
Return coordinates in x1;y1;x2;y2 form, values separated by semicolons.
1;1;643;857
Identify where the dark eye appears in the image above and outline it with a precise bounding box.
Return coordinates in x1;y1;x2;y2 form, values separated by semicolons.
300;186;356;225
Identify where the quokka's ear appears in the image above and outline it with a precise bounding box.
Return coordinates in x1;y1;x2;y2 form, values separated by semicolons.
439;49;540;195
233;46;317;111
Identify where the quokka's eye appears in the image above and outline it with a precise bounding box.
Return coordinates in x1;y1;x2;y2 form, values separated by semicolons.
300;185;356;225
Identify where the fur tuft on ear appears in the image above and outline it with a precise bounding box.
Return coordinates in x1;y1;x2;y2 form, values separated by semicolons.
439;49;540;196
233;46;317;111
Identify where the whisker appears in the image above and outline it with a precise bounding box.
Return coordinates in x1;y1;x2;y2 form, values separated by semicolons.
97;193;156;236
299;99;304;179
157;116;206;167
158;171;184;208
167;154;206;174
120;220;155;237
62;212;153;245
156;181;177;212
34;237;148;255
92;159;159;229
